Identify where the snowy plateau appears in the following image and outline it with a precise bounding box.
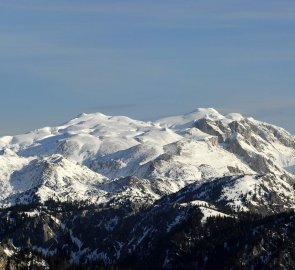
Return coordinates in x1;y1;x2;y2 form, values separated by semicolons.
0;108;295;269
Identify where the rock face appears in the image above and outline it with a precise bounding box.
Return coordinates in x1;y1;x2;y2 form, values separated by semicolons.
0;107;295;268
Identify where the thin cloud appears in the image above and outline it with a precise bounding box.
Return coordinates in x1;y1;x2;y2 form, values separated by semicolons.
86;103;138;112
2;1;295;22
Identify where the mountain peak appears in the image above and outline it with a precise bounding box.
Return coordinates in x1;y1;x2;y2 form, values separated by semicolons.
225;112;244;121
156;107;224;129
188;107;224;120
191;107;221;114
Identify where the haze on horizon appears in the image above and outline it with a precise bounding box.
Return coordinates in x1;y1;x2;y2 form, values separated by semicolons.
0;0;294;135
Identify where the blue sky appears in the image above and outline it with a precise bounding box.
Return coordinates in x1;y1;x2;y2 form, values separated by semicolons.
0;0;295;134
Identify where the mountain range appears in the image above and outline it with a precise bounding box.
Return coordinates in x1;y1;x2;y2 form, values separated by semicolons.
0;108;294;269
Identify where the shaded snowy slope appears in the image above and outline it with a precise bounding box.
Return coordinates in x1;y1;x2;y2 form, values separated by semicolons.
159;174;295;214
0;154;107;206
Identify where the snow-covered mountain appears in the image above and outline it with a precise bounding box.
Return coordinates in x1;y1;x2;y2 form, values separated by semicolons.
0;107;294;212
1;107;295;269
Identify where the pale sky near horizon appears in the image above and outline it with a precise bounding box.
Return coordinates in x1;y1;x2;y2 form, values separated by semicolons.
0;0;295;135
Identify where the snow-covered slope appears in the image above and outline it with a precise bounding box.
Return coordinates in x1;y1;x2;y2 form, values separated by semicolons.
159;174;295;214
0;108;294;213
0;154;108;207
